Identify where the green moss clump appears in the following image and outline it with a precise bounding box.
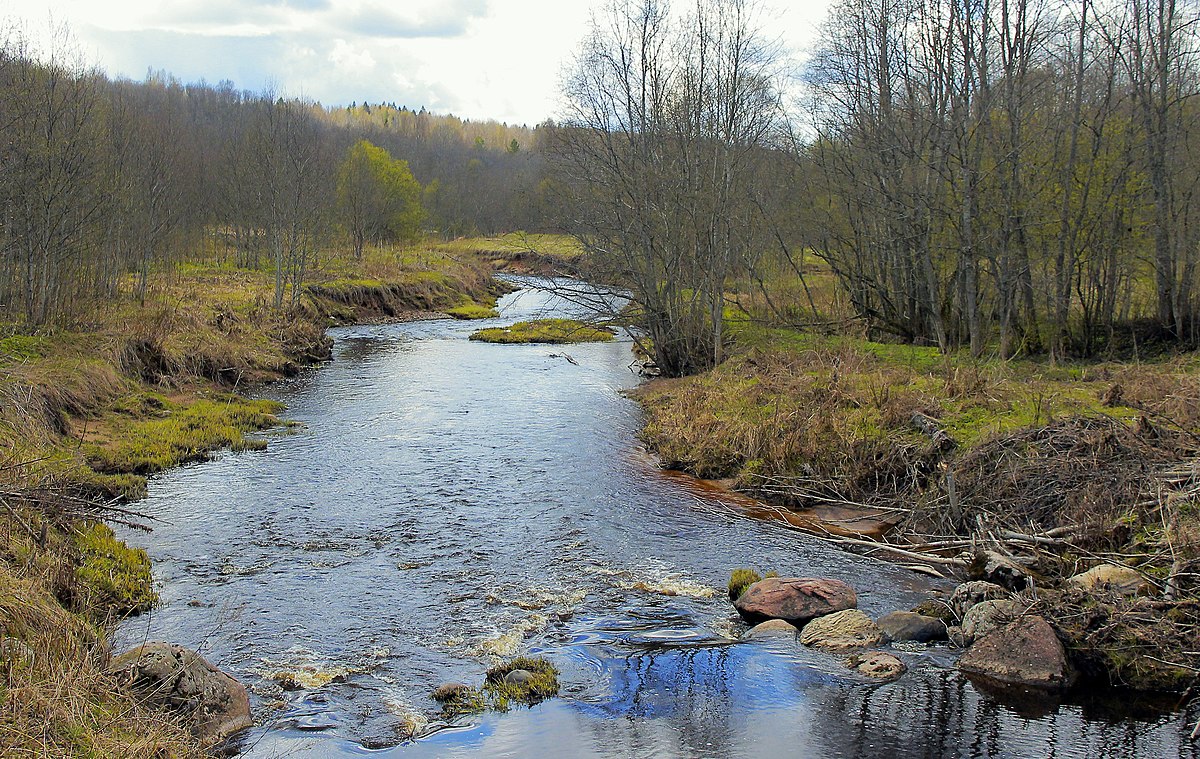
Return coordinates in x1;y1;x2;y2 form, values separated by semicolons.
728;568;762;601
73;522;156;616
911;599;956;623
86;396;283;475
432;657;560;717
432;684;487;717
482;657;560;711
444;303;499;320
469;319;615;344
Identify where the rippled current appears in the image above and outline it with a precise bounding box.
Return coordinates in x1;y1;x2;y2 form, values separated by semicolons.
116;278;1199;758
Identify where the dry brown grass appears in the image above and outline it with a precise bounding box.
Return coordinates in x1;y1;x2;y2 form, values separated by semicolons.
0;238;505;755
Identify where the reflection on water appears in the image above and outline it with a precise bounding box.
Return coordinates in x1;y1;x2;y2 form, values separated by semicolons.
116;278;1198;758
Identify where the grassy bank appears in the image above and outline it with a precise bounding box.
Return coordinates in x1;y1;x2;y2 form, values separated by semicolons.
634;308;1200;690
0;238;504;755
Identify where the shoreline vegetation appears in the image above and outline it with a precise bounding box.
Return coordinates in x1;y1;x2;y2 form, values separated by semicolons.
629;261;1200;697
0;236;540;756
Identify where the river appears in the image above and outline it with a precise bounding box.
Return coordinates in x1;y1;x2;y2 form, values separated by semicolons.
116;278;1198;758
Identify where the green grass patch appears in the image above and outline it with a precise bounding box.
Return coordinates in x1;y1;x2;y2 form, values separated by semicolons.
470;319;615;345
482;657;560;711
0;334;51;363
85;395;283;476
444;303;499;320
72;522;156;617
728;568;762;601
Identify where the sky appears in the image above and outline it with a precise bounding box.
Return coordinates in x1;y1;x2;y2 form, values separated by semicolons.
5;0;832;126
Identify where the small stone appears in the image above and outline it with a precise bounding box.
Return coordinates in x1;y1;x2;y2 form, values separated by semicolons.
0;637;35;667
877;611;948;643
1066;564;1152;596
799;609;884;649
503;669;534;686
960;599;1018;646
970;551;1032;591
949;581;1008;619
851;651;906;680
741;619;798;640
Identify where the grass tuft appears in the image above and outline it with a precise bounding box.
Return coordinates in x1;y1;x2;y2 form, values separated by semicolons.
72;523;157;617
470;319;615;345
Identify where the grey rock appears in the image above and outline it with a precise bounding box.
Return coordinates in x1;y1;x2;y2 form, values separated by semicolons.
960;599;1019;646
109;642;252;746
877;611;948;643
949;581;1008;620
799;609;885;649
503;669;534;686
741;619;799;640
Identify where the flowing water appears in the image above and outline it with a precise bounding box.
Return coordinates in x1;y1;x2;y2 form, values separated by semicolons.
117;278;1198;758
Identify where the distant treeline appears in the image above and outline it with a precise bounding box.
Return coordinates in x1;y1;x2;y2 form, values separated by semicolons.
0;27;550;325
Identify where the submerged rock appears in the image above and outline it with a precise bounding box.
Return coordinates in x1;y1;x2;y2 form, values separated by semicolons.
877;611;948;643
957;616;1074;691
851;651;906;680
741;619;799;640
949;581;1008;619
733;577;857;625
799;609;884;649
1066;564;1152;597
109;642;252;746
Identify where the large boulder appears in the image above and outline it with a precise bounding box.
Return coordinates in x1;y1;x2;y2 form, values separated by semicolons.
1066;564;1152;597
799;609;884;649
949;581;1008;619
957;616;1074;691
109;643;252;746
741;619;799;640
877;611;948;643
959;599;1018;646
733;577;857;625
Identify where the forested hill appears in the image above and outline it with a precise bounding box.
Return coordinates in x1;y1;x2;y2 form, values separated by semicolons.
0;35;552;326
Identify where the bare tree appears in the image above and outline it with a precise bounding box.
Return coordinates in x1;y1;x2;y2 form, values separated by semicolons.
551;0;784;375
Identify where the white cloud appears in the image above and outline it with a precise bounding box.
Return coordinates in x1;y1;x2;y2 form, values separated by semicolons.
4;0;832;125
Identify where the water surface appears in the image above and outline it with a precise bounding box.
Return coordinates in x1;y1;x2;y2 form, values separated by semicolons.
117;279;1198;758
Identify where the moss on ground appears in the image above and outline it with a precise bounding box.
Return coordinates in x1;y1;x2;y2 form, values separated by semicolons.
444;303;499;320
728;568;762;601
72;523;156;617
470;319;615;345
84;396;282;476
433;657;560;717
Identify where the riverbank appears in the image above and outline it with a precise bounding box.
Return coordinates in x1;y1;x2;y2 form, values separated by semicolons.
0;239;506;756
632;313;1200;693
